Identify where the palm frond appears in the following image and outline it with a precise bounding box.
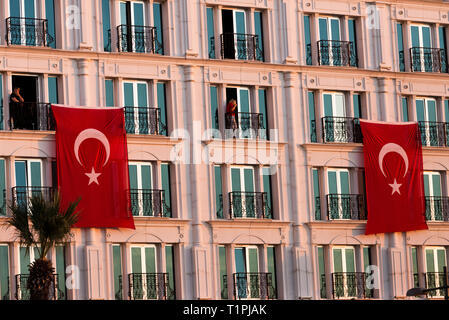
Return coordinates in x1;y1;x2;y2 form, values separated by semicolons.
6;202;35;251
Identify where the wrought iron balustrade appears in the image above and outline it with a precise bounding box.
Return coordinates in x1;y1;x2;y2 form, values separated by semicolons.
128;273;173;300
15;274;64;300
425;196;449;221
317;40;357;67
326;194;367;220
228;192;271;219
124;107;166;135
233;272;276;300
422;272;448;298
9;102;55;131
219;33;263;61
322;117;362;143
418;121;449;147
128;189;171;217
331;272;373;299
410;47;447;73
12;187;55;210
6;17;54;47
117;25;162;54
225;112;265;139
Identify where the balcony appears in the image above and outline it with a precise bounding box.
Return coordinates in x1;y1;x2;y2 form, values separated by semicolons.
228;192;272;219
330;272;373;299
231;272;276;300
317;40;357;67
322;117;362;143
124;107;166;135
128;189;171;217
9;102;55;131
422;272;447;298
128;273;174;300
218;33;263;61
15;274;65;300
325;194;367;220
425;196;449;222
410;47;447;73
225;112;265;139
116;25;162;54
12;187;55;210
6;17;54;47
418;121;449;147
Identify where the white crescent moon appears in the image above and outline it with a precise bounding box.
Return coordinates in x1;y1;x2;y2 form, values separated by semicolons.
74;129;110;167
378;143;409;178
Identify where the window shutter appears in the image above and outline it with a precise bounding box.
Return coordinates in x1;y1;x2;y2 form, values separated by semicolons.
304;15;312;65
439;26;447;72
234;248;245;273
323;94;333;117
243;168;254;192
254;11;264;61
327;171;338;194
397;23;405;71
128;164;138;189
30;161;41;187
339;171;350;194
308;92;316;142
345;248;355;273
165;245;175;299
231;168;241;192
45;0;56;48
214;166;223;218
0;160;5;216
157;83;167;136
248;248;259;273
207;7;215;58
0;74;3;130
20;247;30;274
48;77;58;104
141;165;152;189
262;168;273;219
333;248;343;273
0;245;9;300
144;247;156;273
353;94;361;118
416;99;425;122
15;161;27;187
102;0;111;51
313;168;320;220
258;89;268;139
218;246;228;299
348;19;357;66
402;97;409;122
437;249;446;272
238;89;250;113
137;83;148;134
426;249;435;272
55;246;66;299
124;83;135;133
105;79;114;107
267;247;277;295
210;86;219;135
131;247;142;273
318;246;326;298
161;163;171;216
363;247;371;272
445;100;449;123
112;245;122;300
153;2;164;54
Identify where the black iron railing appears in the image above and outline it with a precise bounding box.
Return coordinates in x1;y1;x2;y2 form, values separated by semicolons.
219;33;263;61
128;273;174;300
326;194;367;220
117;25;162;54
418;121;449;147
228;192;271;219
6;17;54;47
9;102;55;131
317;40;357;67
322;117;362;143
425;196;449;221
331;272;373;299
232;272;276;300
12;187;55;210
410;47;447;73
124;107;166;135
15;274;64;300
128;189;171;217
423;272;447;297
225;112;265;139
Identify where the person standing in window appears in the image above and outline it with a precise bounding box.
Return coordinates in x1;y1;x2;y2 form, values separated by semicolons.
9;87;25;129
226;99;238;137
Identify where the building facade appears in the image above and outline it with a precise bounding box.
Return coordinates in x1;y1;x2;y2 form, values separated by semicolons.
0;0;448;300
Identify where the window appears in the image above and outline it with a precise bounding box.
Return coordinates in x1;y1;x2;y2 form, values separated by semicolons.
312;168;321;220
327;169;351;220
48;76;58;104
102;0;112;52
397;23;405;71
214;165;223;218
210;85;219;137
308;91;317;142
416;97;440;147
402;96;409;122
206;7;215;58
411;247;419;288
230;166;255;218
423;172;443;221
105;79;114;107
332;246;356;298
425;247;447;297
317;246;326;298
0;245;9;300
234;246;259;299
218;245;227;299
123;81;157;135
304;15;312;65
411;24;432;72
112;244;122;300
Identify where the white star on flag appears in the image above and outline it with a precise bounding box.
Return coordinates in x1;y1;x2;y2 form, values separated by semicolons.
389;179;402;195
85;167;101;185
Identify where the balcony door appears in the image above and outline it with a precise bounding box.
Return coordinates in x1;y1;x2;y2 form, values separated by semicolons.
18;246;40;299
425;247;447;298
9;0;37;46
231;167;255;218
129;163;153;216
319;17;341;65
222;9;247;60
416;98;438;146
130;245;158;300
14;160;42;208
234;247;259;299
123;81;154;134
411;25;432;72
226;87;252;138
327;169;350;219
323;92;346;142
423;172;442;221
120;1;146;52
332;246;356;298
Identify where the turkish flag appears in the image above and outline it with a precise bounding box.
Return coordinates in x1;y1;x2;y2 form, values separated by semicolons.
360;120;427;234
52;105;135;229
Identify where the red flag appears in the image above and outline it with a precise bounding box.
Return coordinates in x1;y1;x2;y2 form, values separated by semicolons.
52;105;135;229
360;120;427;234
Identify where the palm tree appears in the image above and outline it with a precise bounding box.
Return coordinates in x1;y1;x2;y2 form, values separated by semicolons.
7;191;79;300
